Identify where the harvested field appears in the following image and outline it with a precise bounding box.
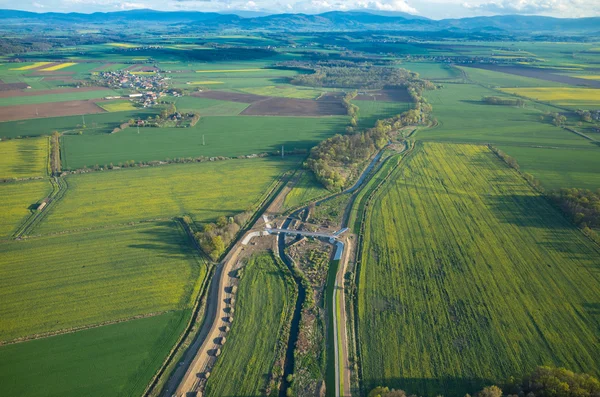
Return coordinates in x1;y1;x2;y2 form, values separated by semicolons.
0;100;104;122
354;89;411;102
0;83;28;91
463;64;600;88
191;90;268;103
241;97;346;116
0;86;110;98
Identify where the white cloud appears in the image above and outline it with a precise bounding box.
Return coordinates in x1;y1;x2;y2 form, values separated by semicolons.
463;0;600;16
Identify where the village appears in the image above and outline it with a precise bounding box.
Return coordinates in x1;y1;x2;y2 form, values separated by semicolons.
95;69;181;107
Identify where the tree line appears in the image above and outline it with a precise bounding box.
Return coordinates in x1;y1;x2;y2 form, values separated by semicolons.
482;96;526;107
184;212;252;260
549;188;600;244
369;366;600;397
305;82;433;191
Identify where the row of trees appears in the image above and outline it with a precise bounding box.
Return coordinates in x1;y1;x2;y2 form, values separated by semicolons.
306;83;433;190
369;367;600;397
290;64;423;89
482;96;526;107
549;188;600;243
186;212;252;260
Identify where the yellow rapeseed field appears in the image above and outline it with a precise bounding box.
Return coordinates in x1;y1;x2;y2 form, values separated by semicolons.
40;62;77;71
10;62;53;71
500;87;600;106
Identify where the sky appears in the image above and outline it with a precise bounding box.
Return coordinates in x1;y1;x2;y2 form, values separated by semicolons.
1;0;599;19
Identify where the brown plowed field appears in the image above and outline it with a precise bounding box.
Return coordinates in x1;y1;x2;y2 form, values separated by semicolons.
355;89;411;102
0;83;29;91
192;90;269;103
463;64;600;88
0;100;105;122
241;97;346;116
0;86;110;98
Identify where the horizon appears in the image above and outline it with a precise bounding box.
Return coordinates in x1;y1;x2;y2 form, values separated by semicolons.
1;0;599;20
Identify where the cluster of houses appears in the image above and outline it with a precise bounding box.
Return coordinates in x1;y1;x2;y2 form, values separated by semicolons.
97;70;169;92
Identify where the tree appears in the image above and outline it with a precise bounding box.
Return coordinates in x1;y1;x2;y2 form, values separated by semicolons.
477;386;502;397
211;235;225;258
216;215;228;228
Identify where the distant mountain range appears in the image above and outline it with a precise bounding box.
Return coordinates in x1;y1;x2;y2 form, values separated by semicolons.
0;9;598;35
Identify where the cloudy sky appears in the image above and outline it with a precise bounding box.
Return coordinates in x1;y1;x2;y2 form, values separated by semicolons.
1;0;598;19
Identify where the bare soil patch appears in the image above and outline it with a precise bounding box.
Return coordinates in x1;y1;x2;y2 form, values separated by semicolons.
355;88;411;102
0;83;29;91
242;97;346;116
0;86;110;98
0;100;105;122
464;64;600;88
192;90;269;103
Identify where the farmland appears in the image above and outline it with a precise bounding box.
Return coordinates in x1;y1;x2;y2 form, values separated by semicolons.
283;171;329;211
357;143;600;395
499;87;600;108
353;100;410;130
204;253;295;397
60;116;347;169
37;157;294;234
0;89;116;107
0;222;205;341
0;180;51;237
499;146;600;190
0;311;189;397
97;100;137;112
419;83;593;148
0;137;48;179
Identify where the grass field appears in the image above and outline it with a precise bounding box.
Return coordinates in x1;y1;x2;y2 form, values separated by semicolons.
353;100;410;130
239;85;324;99
357;142;600;395
205;253;295;397
40;62;77;71
499;87;600;108
420;83;592;147
460;66;566;87
0;311;189;397
283;171;329;211
0;137;48;179
400;62;460;80
61;116;347;169
499;146;600;190
196;68;264;73
0;109;159;138
0;180;51;238
97;100;137;112
0;89;116;107
37;157;293;234
169;96;248;115
0;221;204;341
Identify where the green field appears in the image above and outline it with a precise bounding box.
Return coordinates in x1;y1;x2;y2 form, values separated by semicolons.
460;66;566;87
239;85;324;99
37;158;292;234
61;116;347;169
205;253;295;397
499;146;600;190
170;96;249;115
97;100;137;112
0;137;48;179
401;62;460;80
357;142;600;395
0;109;159;138
0;89;116;106
283;171;329;211
0;180;51;237
0;311;188;397
0;221;204;341
353;100;410;130
419;83;592;147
